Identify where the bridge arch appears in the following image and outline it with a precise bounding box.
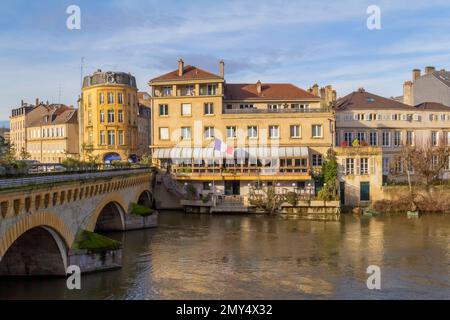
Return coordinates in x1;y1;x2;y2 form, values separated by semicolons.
0;213;73;276
86;193;128;232
136;189;154;209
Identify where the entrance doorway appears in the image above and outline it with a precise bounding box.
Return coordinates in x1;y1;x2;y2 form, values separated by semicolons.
360;182;370;201
225;181;240;195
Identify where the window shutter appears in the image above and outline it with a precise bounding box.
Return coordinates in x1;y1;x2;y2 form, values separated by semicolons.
356;158;361;175
370;158;375;175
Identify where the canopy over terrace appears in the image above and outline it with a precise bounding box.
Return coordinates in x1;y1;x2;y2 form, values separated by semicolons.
152;147;309;164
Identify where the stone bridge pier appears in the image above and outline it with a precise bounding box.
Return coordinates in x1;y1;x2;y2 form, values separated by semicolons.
0;170;157;276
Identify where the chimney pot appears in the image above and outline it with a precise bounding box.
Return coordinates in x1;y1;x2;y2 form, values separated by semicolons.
312;84;319;97
412;69;421;81
256;81;262;94
178;59;184;77
425;66;436;75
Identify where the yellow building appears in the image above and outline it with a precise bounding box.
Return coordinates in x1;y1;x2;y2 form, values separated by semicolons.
150;59;335;196
81;70;139;163
26;105;79;163
9;101;36;158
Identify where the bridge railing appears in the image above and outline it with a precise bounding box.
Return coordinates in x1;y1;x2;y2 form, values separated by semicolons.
0;167;152;190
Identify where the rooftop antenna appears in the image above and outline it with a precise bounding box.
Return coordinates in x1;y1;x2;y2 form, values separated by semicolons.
80;57;85;89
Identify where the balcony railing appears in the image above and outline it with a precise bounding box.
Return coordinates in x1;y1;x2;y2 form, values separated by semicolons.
222;107;331;114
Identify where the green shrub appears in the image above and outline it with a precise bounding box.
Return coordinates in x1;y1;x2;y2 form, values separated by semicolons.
72;230;122;253
284;192;298;206
130;203;154;217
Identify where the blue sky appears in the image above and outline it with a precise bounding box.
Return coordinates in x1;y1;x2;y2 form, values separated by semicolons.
1;0;450;120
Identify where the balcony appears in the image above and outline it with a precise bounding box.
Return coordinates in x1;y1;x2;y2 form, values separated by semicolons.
222;107;331;114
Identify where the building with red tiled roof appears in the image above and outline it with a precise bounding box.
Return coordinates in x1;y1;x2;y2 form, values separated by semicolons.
149;59;336;207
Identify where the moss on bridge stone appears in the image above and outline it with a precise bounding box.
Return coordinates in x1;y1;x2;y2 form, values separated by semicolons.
130;203;154;217
72;230;122;254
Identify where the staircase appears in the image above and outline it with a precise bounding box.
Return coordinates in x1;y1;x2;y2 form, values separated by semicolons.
160;173;187;199
211;196;249;213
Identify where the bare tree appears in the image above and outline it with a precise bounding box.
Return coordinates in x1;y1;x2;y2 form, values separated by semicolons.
391;139;450;211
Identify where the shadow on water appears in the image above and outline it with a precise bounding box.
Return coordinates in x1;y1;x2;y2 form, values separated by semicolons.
0;212;449;300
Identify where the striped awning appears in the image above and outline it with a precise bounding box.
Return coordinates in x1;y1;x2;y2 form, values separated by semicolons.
152;146;309;160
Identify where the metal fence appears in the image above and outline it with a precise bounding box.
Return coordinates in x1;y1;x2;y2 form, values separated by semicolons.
0;167;151;190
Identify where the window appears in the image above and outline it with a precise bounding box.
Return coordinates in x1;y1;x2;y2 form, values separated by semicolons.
382;157;390;175
346;158;354;175
107;130;115;145
360;158;369;175
118;131;124;145
88;111;92;125
227;126;237;139
107;110;115;123
107;92;114;104
184;85;194;96
290;125;301;138
88;131;93;144
406;131;414;146
159;127;169;140
248;126;258;139
269;126;280;139
88;95;92;107
99;110;105;123
431;131;438;146
207;85;217;95
99;131;106;145
159;104;169;116
203;182;212;191
369;132;378;146
181;127;191;140
268;104;280;110
204;126;214;139
99;93;105;104
357;132;365;143
118;93;123;104
204;103;214;115
312;154;323;167
344;132;354;144
312;125;323;138
393;131;402;147
382;131;391;147
118;110;124;123
162;86;172;96
181;103;191;116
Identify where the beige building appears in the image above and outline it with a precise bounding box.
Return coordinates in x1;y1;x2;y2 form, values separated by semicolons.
81;70;139;163
26;105;79;163
150;59;335;196
335;147;383;207
9;101;36;158
335;88;450;176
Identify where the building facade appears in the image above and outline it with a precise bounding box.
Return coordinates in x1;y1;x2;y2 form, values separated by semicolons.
81;70;139;163
25;105;79;163
335;88;450;176
137;92;152;157
9;101;36;158
150;59;335;197
403;66;450;107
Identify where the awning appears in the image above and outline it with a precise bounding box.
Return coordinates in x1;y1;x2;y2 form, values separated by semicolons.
152;146;309;160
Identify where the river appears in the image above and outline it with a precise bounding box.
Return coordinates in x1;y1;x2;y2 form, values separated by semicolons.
0;212;449;300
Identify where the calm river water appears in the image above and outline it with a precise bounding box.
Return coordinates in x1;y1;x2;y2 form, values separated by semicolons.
0;212;449;300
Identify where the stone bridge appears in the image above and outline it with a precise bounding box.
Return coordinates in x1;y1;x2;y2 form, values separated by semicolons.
0;168;157;276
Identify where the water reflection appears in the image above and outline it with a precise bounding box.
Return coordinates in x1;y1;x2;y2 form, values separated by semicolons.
0;212;449;300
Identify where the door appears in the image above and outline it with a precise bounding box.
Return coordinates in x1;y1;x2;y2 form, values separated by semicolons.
360;182;370;202
225;181;240;195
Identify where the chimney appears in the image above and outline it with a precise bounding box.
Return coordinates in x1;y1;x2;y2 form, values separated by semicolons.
178;59;184;77
220;60;225;78
312;84;319;97
35;98;39;106
332;90;337;102
256;81;262;94
412;69;421;81
403;81;413;106
425;66;436;75
21;100;24;107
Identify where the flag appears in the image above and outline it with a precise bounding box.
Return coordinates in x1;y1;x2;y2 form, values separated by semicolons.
214;138;234;156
